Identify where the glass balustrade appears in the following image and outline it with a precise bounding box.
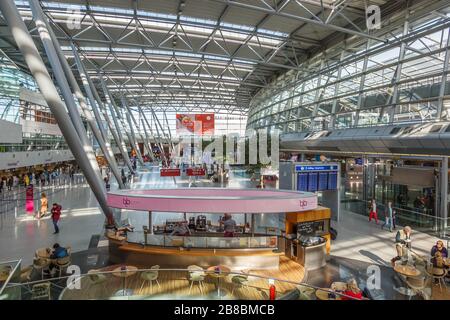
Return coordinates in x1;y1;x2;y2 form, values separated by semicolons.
0;267;361;301
127;232;278;249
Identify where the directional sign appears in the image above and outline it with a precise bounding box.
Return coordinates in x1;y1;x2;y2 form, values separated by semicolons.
295;165;338;172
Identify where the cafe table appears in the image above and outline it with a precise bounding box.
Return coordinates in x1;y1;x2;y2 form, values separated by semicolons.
36;248;52;259
315;288;341;300
393;261;422;297
0;266;12;282
112;265;138;297
206;265;231;298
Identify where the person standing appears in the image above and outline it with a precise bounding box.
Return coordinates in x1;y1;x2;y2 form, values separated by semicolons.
51;203;61;234
368;199;378;224
382;201;394;232
37;192;48;219
221;213;236;237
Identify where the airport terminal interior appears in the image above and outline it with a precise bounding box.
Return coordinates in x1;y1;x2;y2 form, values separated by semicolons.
1;0;450;301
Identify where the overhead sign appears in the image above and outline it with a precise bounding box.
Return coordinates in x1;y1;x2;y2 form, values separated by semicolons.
176;113;214;135
160;168;181;177
186;168;206;176
295;165;338;172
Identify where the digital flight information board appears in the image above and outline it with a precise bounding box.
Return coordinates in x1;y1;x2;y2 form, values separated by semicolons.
296;164;338;192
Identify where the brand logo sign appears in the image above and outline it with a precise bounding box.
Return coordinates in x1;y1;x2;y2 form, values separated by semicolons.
122;197;131;207
299;200;308;208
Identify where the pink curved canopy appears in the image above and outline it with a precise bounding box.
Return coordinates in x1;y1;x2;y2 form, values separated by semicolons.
107;188;317;213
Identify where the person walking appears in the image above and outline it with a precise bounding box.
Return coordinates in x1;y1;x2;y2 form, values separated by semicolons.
382;201;394;232
51;203;62;234
37;192;48;219
368;199;379;224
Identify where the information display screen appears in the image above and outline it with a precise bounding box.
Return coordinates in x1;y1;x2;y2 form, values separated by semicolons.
318;172;328;191
328;172;338;190
308;172;318;192
297;173;308;191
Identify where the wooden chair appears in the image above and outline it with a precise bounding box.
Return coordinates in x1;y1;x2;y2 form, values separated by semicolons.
405;275;430;300
140;265;161;294
230;274;249;296
31;282;51;300
32;258;49;280
54;255;71;277
88;270;108;299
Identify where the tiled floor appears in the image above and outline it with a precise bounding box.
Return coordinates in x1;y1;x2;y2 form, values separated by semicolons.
0;165;256;266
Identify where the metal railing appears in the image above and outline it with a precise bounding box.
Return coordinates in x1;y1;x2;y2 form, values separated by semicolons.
341;198;450;237
0;259;21;299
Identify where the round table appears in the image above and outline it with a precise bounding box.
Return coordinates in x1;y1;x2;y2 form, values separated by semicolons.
315;288;341;300
206;265;231;298
112;266;138;297
330;282;347;291
394;263;421;297
394;264;421;277
36;248;51;259
0;266;12;282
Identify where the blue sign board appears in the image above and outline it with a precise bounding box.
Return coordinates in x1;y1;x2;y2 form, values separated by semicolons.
295;165;338;172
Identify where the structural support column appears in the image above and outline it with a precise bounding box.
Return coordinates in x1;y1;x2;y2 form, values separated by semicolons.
121;97;145;166
140;117;155;162
70;45;132;176
354;40;371;127
141;109;168;166
330;51;345;129
0;0;113;223
29;0;102;184
37;13;124;188
440;157;448;236
385;9;410;123
437;27;450;119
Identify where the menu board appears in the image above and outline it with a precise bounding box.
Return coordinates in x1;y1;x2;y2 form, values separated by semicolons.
296;220;326;236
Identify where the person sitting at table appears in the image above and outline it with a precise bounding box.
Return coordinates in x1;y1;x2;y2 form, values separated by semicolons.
45;243;69;276
220;213;236;237
170;222;191;236
431;251;446;283
431;240;448;258
391;226;412;265
341;278;363;300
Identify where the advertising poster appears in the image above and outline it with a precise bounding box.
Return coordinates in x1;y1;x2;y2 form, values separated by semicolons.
176;113;214;135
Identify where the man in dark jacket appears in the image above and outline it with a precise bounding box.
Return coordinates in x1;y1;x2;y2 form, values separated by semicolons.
51;203;62;234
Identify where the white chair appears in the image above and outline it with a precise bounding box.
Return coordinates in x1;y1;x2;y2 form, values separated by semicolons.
187;265;205;295
140;265;161;294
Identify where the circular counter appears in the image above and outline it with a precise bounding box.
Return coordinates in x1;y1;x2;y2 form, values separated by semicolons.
107;187;317;213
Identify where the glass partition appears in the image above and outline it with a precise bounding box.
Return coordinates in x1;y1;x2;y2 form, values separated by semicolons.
0;260;22;300
1;268;364;300
126;231;278;249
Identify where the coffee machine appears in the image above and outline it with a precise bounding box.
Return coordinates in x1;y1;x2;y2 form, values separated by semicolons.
196;215;207;231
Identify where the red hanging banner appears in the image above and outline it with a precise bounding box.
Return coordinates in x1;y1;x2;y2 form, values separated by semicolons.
186;168;206;176
160;168;181;177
